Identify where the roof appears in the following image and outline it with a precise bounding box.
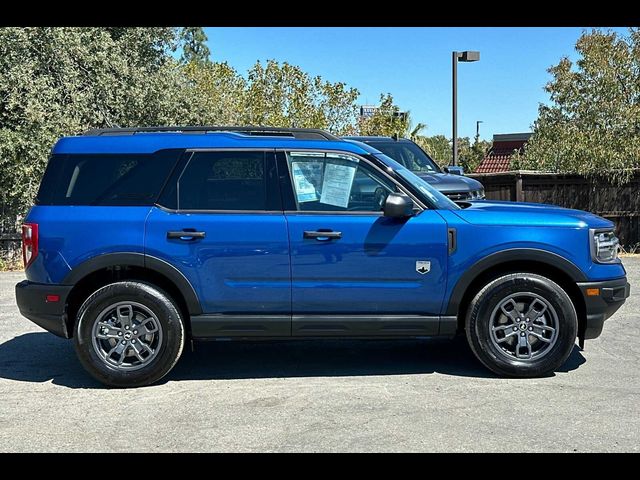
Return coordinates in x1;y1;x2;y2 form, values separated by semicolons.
52;131;370;156
83;126;339;140
492;133;532;143
489;141;528;156
475;132;532;174
474;154;513;173
343;136;411;143
341;139;385;154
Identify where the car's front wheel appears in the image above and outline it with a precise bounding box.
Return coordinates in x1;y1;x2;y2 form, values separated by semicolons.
465;273;578;377
73;281;185;387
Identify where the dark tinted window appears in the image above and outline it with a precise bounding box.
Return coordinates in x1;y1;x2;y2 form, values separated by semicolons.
369;142;440;173
177;151;267;210
36;150;181;206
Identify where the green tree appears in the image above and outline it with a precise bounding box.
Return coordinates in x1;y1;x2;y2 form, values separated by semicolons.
516;28;640;183
450;136;492;173
180;27;211;64
242;60;359;134
358;94;409;137
182;61;247;125
408;122;428;141
462;134;492;173
419;135;451;167
0;27;194;231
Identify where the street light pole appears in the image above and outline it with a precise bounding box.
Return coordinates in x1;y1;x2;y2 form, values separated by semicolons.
476;120;483;139
452;51;458;166
451;50;480;166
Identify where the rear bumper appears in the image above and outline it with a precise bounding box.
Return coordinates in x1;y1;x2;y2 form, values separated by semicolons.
15;281;73;338
577;277;630;340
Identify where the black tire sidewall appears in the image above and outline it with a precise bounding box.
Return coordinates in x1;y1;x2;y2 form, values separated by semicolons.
467;274;577;377
74;281;184;387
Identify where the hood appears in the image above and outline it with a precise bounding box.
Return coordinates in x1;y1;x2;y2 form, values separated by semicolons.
453;200;613;229
416;172;483;192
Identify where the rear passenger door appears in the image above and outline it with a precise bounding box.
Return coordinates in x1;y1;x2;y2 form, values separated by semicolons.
145;149;291;336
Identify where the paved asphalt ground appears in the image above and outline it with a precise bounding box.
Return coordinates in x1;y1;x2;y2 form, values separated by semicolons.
0;260;638;452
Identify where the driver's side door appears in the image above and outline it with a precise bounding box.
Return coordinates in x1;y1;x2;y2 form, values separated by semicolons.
278;150;449;336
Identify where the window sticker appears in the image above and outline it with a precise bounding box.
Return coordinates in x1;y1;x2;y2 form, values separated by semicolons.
320;162;358;208
291;161;323;203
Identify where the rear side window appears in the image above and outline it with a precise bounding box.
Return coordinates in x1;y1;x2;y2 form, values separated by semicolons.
176;151;270;211
36;150;181;206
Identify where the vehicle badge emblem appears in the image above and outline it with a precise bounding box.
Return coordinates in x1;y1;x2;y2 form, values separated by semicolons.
416;260;431;274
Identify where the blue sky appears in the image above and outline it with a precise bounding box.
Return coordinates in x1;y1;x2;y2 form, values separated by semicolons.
204;27;629;140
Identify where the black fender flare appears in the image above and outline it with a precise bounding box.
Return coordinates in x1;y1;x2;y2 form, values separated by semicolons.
62;252;202;315
444;248;587;316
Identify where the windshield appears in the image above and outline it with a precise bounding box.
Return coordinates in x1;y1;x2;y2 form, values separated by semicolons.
373;153;460;210
369;141;440;173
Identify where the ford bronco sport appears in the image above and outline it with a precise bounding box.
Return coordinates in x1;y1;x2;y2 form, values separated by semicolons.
15;126;630;387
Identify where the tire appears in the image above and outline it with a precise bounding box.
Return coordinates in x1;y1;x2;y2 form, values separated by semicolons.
73;281;185;388
465;273;577;377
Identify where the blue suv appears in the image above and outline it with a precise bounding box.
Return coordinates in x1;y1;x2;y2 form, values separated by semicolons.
15;126;630;387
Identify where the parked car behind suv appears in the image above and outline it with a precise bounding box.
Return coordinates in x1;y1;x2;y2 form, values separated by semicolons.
344;136;485;201
16;126;629;387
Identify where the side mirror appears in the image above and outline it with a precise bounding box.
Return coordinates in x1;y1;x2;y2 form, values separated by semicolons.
383;193;415;219
444;166;464;176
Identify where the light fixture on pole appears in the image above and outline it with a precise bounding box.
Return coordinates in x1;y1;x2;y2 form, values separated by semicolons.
476;120;483;138
452;50;480;166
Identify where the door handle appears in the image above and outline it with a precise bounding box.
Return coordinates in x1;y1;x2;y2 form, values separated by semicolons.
167;230;206;240
303;230;342;241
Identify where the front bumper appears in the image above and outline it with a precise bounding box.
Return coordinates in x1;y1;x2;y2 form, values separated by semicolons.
577;277;630;341
15;281;73;338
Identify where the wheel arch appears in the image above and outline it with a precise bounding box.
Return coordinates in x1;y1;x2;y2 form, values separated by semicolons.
63;253;201;337
447;248;587;334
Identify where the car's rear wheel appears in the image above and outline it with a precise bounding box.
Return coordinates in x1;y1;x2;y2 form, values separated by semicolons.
73;281;185;388
465;273;577;377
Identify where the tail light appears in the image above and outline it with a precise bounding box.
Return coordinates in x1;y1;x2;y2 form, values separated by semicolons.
22;223;39;269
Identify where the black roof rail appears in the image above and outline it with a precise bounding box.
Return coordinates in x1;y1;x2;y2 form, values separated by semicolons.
82;126;340;141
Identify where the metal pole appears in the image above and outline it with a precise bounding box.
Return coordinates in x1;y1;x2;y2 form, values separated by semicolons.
452;51;458;166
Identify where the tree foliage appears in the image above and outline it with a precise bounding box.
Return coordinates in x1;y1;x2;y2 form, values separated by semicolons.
415;135;490;172
180;27;211;64
244;60;359;133
0;27;193;230
419;135;450;167
0;28;382;232
515;28;640;183
358;94;409;137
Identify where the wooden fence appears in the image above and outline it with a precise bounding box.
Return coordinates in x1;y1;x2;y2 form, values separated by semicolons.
468;170;640;250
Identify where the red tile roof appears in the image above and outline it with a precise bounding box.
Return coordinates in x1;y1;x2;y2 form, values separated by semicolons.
475;154;512;173
474;134;531;173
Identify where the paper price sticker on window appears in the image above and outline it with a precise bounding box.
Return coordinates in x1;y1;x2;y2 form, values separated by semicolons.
291;161;323;203
320;162;357;208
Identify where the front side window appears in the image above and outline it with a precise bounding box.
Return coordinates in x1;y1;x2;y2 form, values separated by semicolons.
286;151;397;212
177;151;267;210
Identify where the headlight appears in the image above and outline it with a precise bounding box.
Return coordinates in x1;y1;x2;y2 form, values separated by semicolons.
590;229;619;263
469;189;485;200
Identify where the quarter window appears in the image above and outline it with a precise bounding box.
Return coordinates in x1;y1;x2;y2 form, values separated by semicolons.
286;151;397;212
35;150;181;206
